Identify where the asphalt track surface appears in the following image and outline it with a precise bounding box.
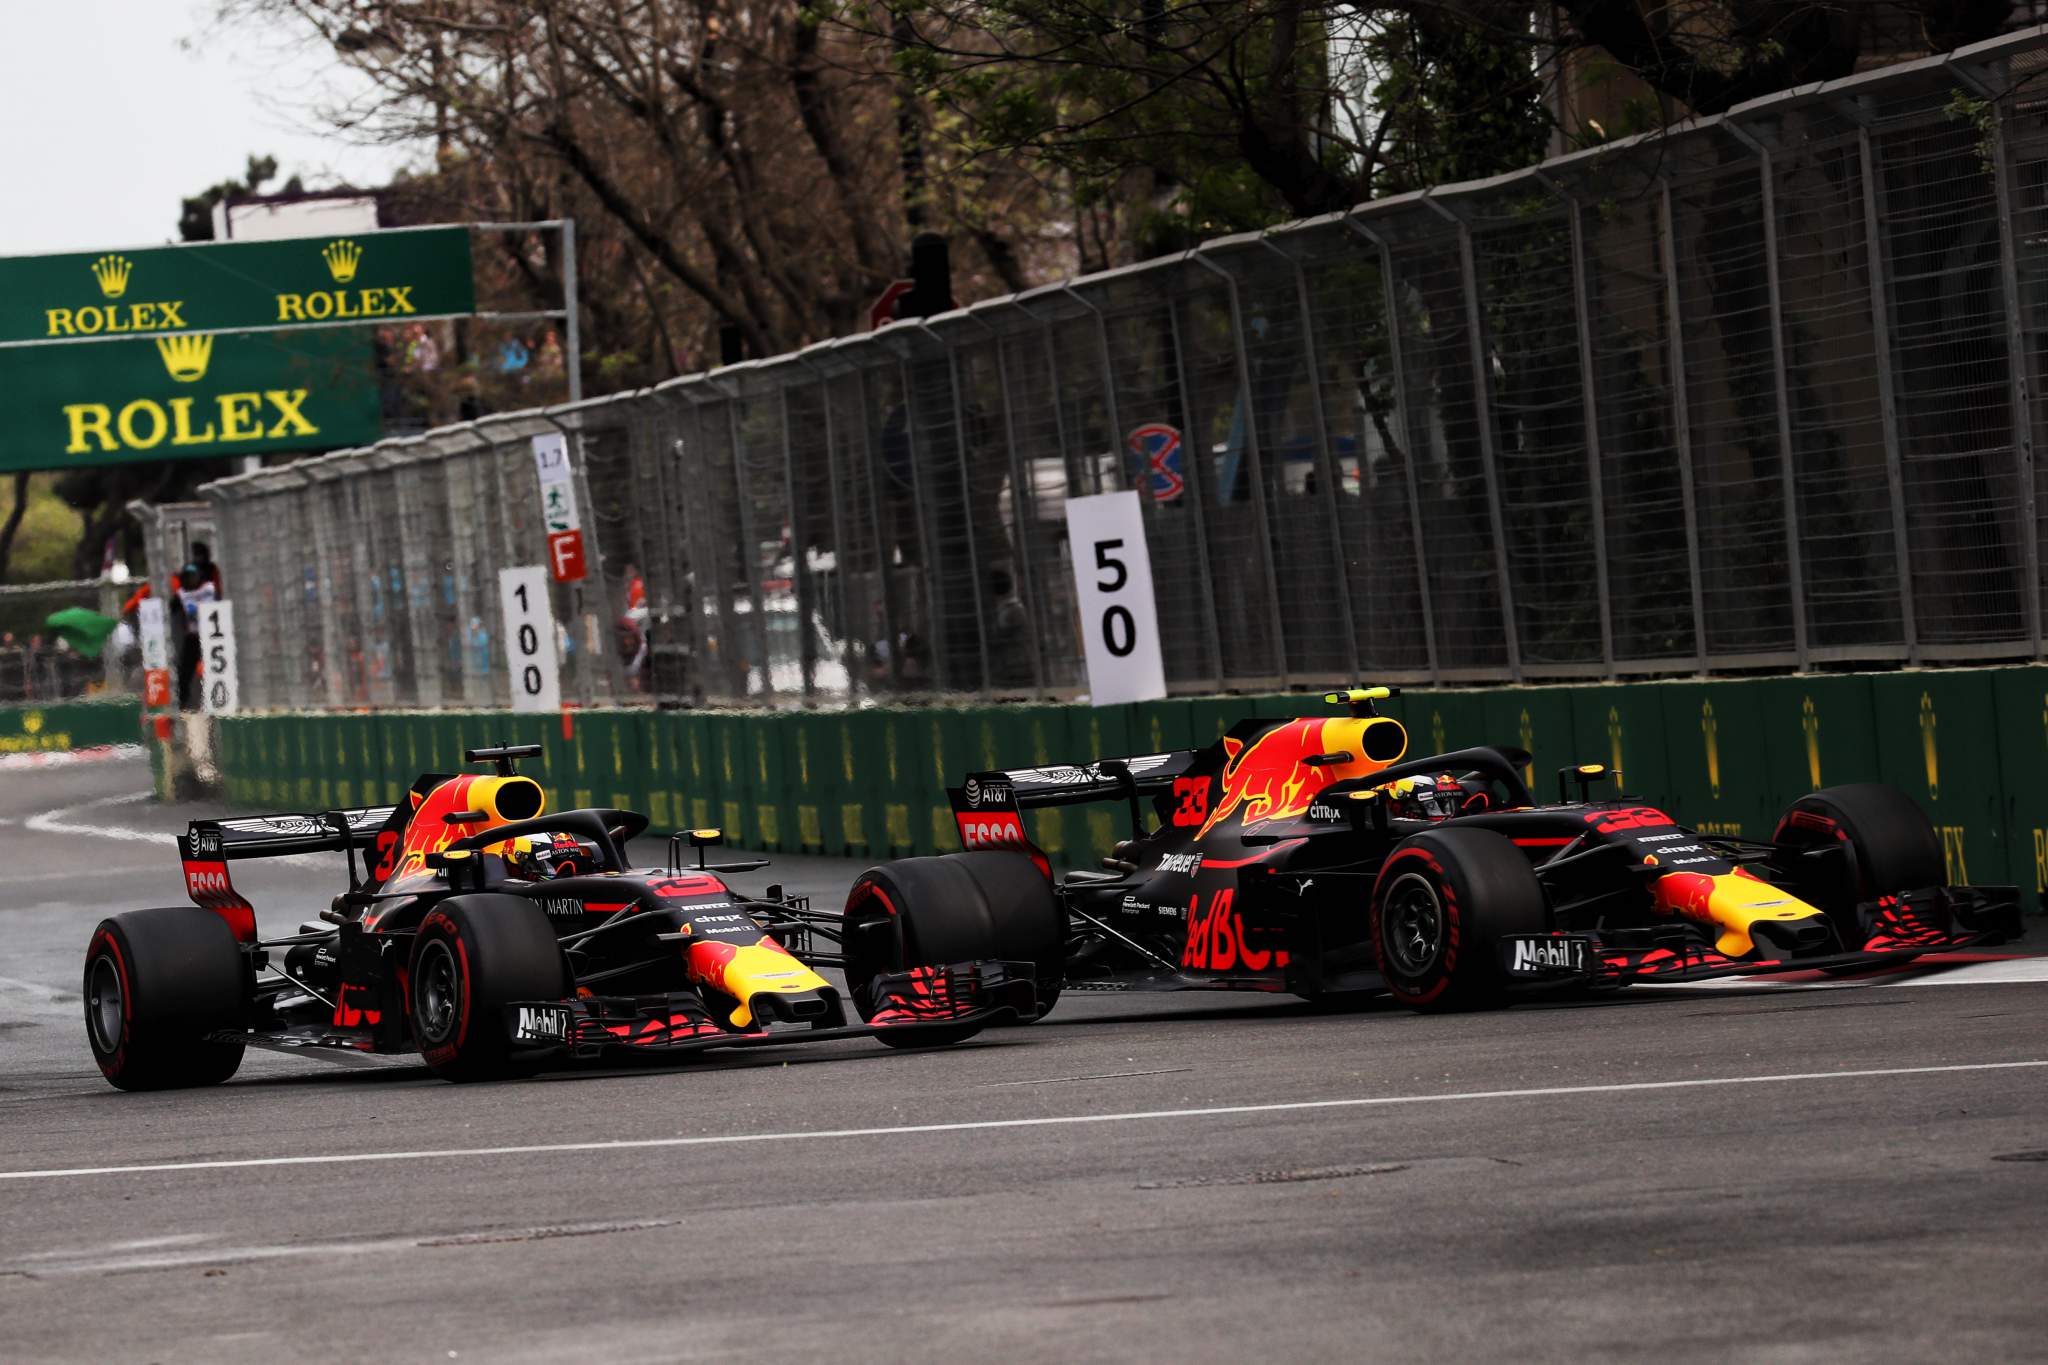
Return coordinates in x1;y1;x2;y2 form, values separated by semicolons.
4;756;2048;1363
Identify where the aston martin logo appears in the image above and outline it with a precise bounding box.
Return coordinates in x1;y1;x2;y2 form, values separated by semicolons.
1701;699;1721;800
90;254;132;299
1801;695;1821;790
1920;691;1939;800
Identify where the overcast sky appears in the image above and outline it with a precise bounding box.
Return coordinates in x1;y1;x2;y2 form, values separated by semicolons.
0;1;418;256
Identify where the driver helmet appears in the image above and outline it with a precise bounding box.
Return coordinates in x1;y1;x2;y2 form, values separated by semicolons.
502;832;597;880
1377;773;1464;820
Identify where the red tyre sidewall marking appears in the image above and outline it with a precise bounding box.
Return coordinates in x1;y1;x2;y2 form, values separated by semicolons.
87;928;133;1079
1372;847;1457;1007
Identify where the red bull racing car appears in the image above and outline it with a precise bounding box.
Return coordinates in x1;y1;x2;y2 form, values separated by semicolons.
845;689;2023;1014
83;745;1036;1089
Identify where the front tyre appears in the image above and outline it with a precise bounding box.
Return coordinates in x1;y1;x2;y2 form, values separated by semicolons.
84;907;249;1091
843;851;1063;1046
1773;783;1945;946
408;896;568;1083
1370;827;1546;1013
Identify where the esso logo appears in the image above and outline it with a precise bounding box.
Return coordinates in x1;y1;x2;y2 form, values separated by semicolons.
184;866;229;896
959;815;1026;851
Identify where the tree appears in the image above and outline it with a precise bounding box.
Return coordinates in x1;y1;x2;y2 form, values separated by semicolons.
868;2;2022;256
222;1;1069;360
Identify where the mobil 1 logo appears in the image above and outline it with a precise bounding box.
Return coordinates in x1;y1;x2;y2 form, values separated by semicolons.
1062;490;1165;706
498;564;562;713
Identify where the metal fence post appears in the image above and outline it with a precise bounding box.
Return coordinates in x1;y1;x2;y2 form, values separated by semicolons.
1430;195;1524;681
796;352;863;699
1013;299;1087;499
922;322;993;694
1188;248;1293;688
967;311;1048;697
1163;285;1227;688
1977;63;2045;657
1060;283;1122;492
775;382;817;699
715;381;772;699
1551;181;1617;675
1259;234;1361;675
1344;216;1440;683
1852;116;1920;663
1735;126;1812;668
890;352;948;693
1657;181;1710;669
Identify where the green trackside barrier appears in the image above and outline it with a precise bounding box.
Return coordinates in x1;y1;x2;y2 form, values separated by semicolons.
788;712;835;854
207;664;2048;908
748;712;790;853
0;696;142;755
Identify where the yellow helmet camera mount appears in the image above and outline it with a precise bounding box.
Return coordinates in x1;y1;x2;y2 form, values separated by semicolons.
1324;686;1398;718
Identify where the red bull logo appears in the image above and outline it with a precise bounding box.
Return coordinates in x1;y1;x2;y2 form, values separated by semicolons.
684;934;830;1028
1198;717;1406;838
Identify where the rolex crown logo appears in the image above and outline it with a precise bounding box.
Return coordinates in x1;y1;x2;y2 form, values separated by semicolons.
154;333;214;383
321;238;362;284
90;254;133;299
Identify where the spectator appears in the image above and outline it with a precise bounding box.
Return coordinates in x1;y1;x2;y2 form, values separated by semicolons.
171;562;218;710
188;541;225;597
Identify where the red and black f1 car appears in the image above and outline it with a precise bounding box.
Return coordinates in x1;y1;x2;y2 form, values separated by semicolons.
84;745;1036;1088
845;689;2022;1014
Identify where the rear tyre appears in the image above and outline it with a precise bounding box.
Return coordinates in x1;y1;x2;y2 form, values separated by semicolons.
1369;827;1546;1013
843;851;1064;1046
408;896;567;1083
1773;783;1944;946
84;907;249;1091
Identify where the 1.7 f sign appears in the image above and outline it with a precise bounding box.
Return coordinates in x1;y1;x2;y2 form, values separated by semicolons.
1064;490;1165;705
531;431;587;582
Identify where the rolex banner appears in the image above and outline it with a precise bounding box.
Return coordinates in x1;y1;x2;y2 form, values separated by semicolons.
0;328;380;472
0;226;474;345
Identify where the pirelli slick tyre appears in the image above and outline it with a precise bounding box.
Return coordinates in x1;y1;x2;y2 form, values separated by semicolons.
1773;783;1944;945
1370;827;1546;1013
408;896;567;1083
84;907;249;1091
844;851;1063;1045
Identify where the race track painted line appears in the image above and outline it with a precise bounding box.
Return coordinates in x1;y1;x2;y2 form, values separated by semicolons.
1637;955;2048;992
0;743;143;772
22;790;166;845
5;1058;2043;1184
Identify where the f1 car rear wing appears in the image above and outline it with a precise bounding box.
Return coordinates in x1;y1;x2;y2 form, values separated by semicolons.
181;806;398;862
961;752;1198;811
177;806;402;946
949;752;1199;877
